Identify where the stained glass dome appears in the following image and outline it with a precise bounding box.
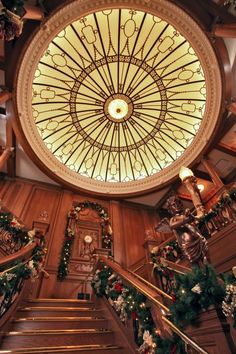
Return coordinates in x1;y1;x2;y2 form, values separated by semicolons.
16;0;222;195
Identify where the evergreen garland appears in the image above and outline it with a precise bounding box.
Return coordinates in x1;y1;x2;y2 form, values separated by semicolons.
170;265;225;327
0;235;46;296
221;269;236;328
0;212;30;247
57;201;112;280
92;261;231;352
92;261;187;354
197;187;236;227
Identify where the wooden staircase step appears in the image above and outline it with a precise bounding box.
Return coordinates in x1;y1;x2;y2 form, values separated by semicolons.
0;344;124;353
12;317;108;330
24;299;94;308
15;306;102;317
1;329;114;349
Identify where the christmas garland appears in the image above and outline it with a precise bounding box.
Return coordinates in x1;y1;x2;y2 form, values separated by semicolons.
57;201;112;280
150;240;182;295
221;268;236;328
92;261;233;352
170;265;225;327
151;240;183;271
152;248;226;325
0;211;30;247
197;187;236;226
92;262;186;354
0;242;47;296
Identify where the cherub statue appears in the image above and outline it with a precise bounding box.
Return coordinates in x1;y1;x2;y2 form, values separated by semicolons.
156;195;209;267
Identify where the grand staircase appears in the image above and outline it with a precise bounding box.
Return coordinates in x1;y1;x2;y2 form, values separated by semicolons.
0;298;131;354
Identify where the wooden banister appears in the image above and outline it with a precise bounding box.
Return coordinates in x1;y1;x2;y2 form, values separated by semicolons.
164;259;191;274
98;255;170;313
0;241;36;271
97;255;209;354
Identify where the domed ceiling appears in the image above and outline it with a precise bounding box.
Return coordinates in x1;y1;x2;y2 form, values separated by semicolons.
16;0;222;196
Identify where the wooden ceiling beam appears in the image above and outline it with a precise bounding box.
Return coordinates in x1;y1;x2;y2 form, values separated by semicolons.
192;169;213;183
23;5;44;21
194;0;236;23
201;158;224;187
213;23;236;38
212;112;236;145
216;142;236;156
224;167;236;184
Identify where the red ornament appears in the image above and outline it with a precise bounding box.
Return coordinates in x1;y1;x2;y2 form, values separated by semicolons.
170;344;177;354
131;311;137;319
114;282;123;293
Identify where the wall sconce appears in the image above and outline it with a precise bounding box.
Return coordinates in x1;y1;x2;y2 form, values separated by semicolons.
179;166;205;219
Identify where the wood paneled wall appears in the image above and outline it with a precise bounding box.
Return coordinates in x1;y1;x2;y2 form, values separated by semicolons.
0;178;158;298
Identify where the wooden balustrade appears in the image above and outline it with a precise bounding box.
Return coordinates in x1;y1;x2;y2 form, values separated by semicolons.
0;241;36;271
96;253;209;354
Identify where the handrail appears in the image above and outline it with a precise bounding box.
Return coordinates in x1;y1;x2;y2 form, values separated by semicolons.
164;259;191;274
156;235;175;249
97;255;209;354
98;255;170;314
162;316;209;354
0;241;36;270
0;252;34;276
127;266;173;300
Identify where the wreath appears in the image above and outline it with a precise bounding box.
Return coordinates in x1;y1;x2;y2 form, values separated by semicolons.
57;201;112;280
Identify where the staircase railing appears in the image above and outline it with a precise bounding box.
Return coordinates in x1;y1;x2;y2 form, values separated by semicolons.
94;254;208;354
0;206;33;257
0;238;46;320
0;207;47;330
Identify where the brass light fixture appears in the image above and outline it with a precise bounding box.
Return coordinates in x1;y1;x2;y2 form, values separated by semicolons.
179;166;205;219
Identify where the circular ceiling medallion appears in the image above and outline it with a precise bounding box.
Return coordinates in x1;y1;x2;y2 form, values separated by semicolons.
16;0;222;196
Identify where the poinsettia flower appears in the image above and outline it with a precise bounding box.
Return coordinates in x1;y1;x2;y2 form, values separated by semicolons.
114;282;123;293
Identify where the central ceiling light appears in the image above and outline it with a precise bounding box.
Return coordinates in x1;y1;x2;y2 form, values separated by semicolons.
108;98;128;120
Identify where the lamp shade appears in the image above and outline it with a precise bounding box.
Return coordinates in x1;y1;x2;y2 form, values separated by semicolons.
179;166;194;181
